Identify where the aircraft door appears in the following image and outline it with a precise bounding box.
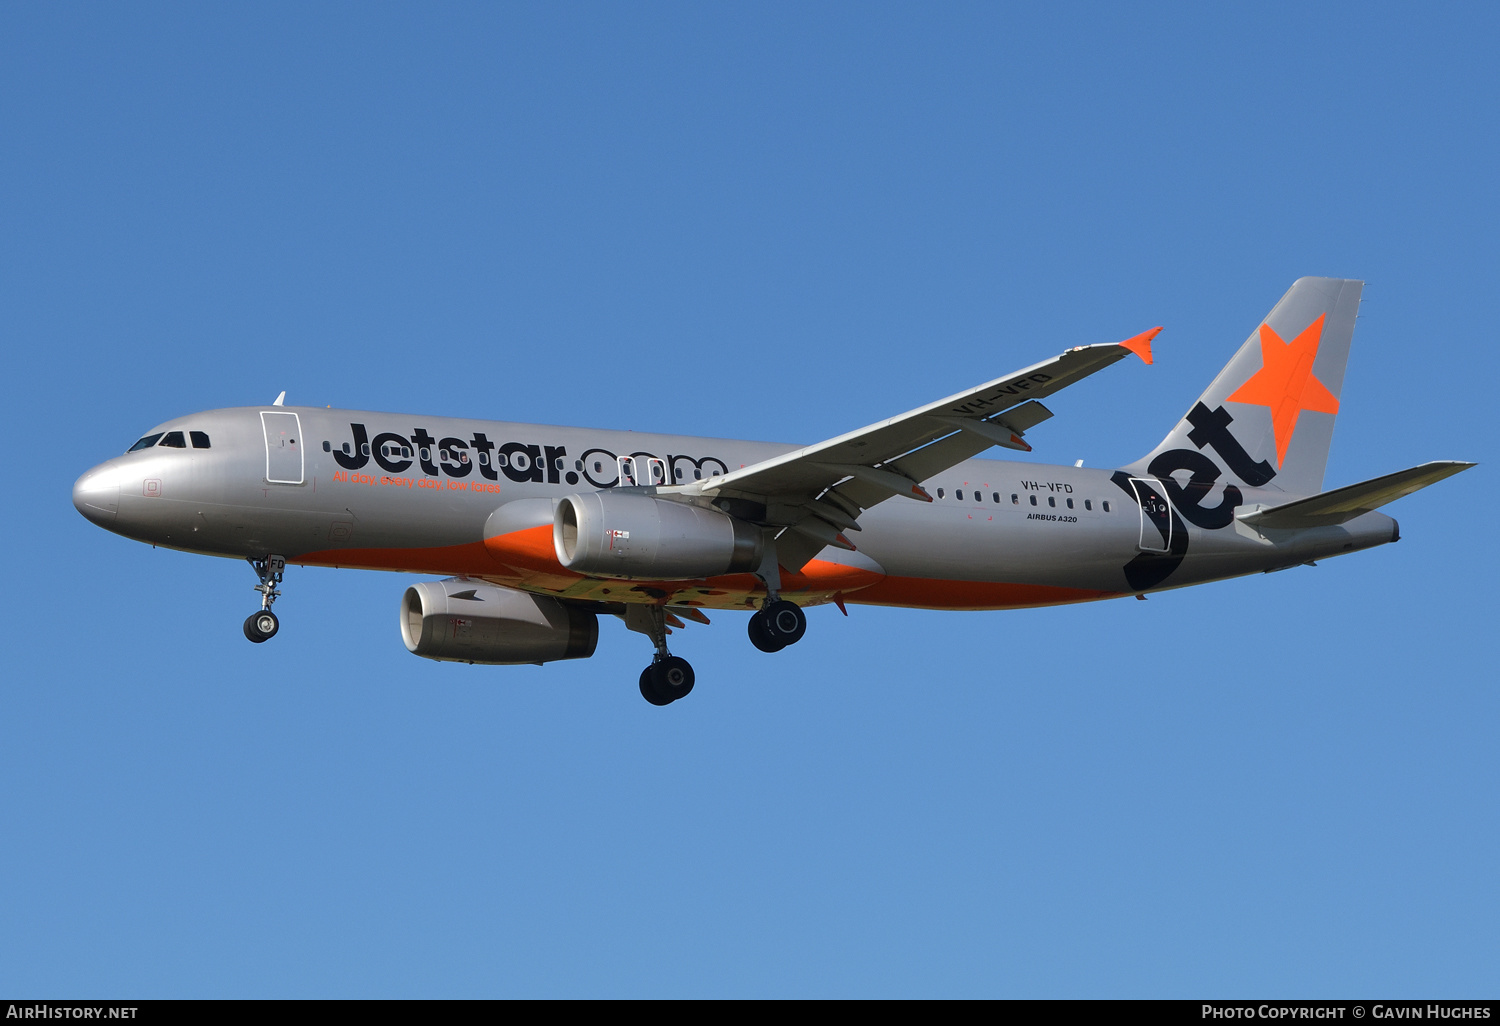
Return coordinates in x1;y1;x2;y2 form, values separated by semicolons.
616;455;666;488
261;411;304;485
1128;477;1174;553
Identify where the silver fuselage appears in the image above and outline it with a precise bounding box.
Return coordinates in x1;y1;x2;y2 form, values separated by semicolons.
73;405;1398;612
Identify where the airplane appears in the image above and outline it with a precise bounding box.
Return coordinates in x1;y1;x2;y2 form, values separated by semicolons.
72;278;1473;705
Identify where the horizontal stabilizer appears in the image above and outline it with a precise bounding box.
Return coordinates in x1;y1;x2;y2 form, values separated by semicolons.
1237;461;1475;529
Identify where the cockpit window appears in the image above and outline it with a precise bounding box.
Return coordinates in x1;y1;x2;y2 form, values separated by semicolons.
190;431;211;449
127;433;164;452
159;431;187;448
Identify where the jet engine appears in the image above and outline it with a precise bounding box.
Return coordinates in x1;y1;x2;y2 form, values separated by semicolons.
554;491;762;579
400;579;598;664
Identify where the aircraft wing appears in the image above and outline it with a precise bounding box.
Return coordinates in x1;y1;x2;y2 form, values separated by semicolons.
677;328;1159;567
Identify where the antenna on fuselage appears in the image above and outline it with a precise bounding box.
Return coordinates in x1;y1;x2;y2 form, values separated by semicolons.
272;391;286;406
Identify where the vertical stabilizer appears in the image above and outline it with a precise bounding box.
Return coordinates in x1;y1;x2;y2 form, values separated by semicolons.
1127;277;1363;497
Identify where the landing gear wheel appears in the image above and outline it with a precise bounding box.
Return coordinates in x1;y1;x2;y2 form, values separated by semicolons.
649;655;695;703
639;667;673;706
748;612;786;653
763;599;807;647
640;657;694;705
244;555;286;644
243;610;279;643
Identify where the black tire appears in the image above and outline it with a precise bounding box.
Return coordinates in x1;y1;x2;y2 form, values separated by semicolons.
763;599;807;646
639;666;672;706
650;656;695;702
243;610;279;643
748;612;786;653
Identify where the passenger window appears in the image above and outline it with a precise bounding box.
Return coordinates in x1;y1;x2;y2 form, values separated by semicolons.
992;492;1000;503
495;453;508;467
1084;499;1092;511
955;490;963;501
401;447;411;458
675;467;684;479
190;431;211;449
159;431;187;448
1029;495;1037;506
1103;501;1111;513
322;441;331;452
477;451;489;466
694;470;702;480
1066;498;1074;509
342;442;351;454
128;433;164;452
1048;496;1055;507
361;443;370;456
420;447;431;462
555;457;566;471
594;461;603;472
937;488;945;499
1011;494;1018;504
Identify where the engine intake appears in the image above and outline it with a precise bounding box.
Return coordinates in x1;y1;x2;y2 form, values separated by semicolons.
554;491;762;580
401;579;598;664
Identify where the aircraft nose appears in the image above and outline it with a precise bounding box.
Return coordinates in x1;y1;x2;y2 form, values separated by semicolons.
73;465;120;526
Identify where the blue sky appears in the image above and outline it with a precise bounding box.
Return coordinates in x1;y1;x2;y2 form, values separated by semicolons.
3;3;1496;997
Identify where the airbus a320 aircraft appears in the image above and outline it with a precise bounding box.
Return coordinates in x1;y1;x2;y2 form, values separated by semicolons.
73;278;1472;705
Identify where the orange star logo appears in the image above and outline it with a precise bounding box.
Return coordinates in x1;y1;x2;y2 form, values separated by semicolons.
1225;314;1340;467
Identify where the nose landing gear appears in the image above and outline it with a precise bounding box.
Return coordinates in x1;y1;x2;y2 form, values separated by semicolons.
243;555;286;644
244;609;279;643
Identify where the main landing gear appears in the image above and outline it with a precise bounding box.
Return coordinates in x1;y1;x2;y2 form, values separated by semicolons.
627;605;696;706
243;554;286;644
640;656;695;707
748;598;807;653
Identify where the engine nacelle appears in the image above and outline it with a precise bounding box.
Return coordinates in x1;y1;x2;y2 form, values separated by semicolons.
400;579;598;665
554;491;762;580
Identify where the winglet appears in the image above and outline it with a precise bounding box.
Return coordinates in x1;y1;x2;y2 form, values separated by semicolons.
1117;327;1161;365
272;391;287;406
